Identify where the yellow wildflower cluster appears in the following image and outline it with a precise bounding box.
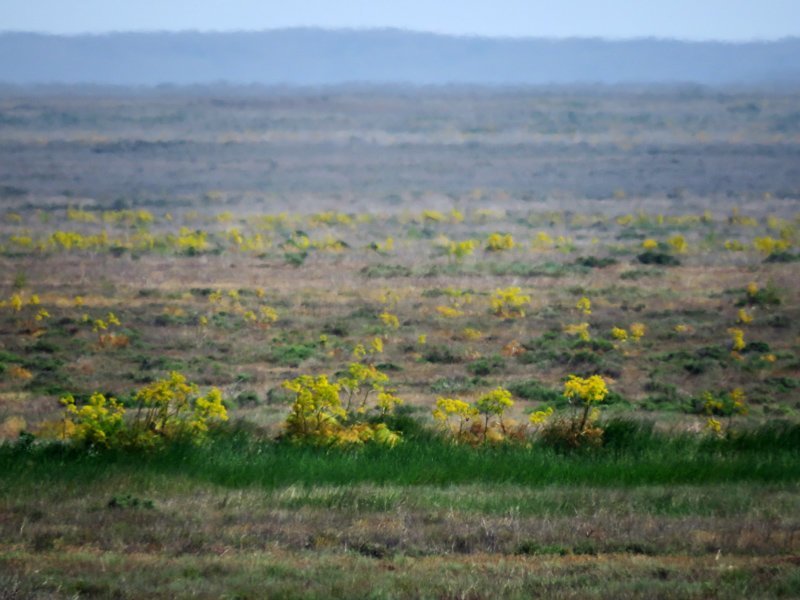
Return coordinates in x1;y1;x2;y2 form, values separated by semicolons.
629;323;646;341
490;287;530;319
433;387;522;444
51;373;228;449
282;367;402;447
353;337;383;359
133;371;228;441
611;327;628;342
641;239;658;250
461;327;483;341
701;388;748;435
564;322;590;342
531;231;554;251
575;297;591;315
529;406;554;425
475;386;514;416
753;236;790;255
421;209;446;223
1;292;41;313
435;305;463;318
370;236;394;254
379;311;401;330
485;232;515;252
728;208;758;226
563;375;608;405
728;327;746;351
338;362;391;413
446;239;477;261
432;397;479;437
60;393;125;447
668;234;687;253
175;228;209;253
724;240;747;251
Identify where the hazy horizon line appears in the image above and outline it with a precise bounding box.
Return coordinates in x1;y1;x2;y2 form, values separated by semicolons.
1;26;798;44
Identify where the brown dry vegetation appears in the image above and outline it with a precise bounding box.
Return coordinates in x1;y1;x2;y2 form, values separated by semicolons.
1;87;799;598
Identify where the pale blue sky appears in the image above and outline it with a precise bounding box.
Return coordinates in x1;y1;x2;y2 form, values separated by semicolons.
1;0;798;40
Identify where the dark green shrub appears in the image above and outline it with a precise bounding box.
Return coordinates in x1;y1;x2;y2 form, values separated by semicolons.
270;343;316;366
574;256;618;268
507;379;562;403
637;251;680;266
466;354;505;376
422;345;461;364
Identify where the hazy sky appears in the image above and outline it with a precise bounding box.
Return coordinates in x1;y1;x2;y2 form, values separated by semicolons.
2;0;799;40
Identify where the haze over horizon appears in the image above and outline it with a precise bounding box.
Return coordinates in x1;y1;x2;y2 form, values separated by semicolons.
1;30;799;86
2;0;799;41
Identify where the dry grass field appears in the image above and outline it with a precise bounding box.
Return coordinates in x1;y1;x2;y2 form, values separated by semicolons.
1;87;799;598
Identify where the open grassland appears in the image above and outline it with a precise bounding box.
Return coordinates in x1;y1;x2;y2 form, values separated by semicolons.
0;197;798;433
1;87;799;597
2;429;800;598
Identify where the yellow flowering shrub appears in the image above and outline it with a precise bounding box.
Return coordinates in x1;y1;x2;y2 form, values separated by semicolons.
485;232;515;252
446;239;477;261
379;311;400;330
531;231;554;251
575;297;591;315
131;371;228;444
432;397;479;441
737;308;753;325
338;362;390;413
490;287;530;319
50;373;228;449
282;368;402;447
370;237;395;254
473;387;516;444
59;393;125;448
436;305;464;318
629;323;646;341
476;386;514;416
174;228;209;254
9;294;24;312
706;417;723;435
641;239;658;250
668;234;687;253
724;240;747;251
376;392;403;416
541;375;609;450
611;327;628;342
753;236;790;255
461;328;483;341
421;209;446;223
259;305;279;324
699;389;748;435
529;406;554;425
616;214;634;226
564;322;590;342
283;375;345;441
370;337;384;354
728;327;746;351
563;375;608;405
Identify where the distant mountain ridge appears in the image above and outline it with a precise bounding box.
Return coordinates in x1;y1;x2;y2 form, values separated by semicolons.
1;29;799;86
